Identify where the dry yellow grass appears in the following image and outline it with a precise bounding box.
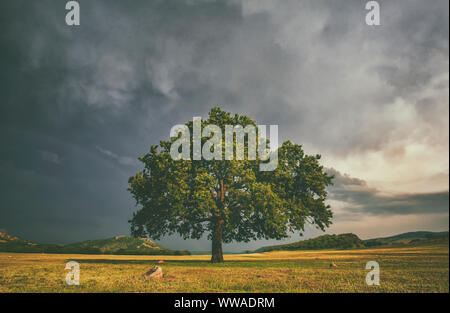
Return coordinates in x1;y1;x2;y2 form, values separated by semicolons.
0;244;448;293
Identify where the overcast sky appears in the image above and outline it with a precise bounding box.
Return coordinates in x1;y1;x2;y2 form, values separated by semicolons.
0;0;448;252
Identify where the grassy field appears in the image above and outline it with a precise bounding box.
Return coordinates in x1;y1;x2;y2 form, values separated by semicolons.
0;244;448;293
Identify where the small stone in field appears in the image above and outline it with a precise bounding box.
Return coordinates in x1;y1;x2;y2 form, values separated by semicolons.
144;266;163;279
330;263;337;268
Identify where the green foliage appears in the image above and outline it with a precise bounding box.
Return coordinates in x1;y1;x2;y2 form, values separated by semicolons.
256;233;366;252
128;107;334;247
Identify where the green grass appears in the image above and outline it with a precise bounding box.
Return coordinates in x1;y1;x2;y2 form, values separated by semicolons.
0;244;448;293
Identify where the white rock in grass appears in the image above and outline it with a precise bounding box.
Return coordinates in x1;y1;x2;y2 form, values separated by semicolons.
144;266;163;279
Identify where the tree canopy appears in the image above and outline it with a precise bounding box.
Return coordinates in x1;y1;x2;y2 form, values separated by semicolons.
128;107;333;262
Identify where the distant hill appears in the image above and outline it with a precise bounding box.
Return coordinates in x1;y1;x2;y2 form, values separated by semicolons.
255;233;365;252
0;231;62;253
255;231;449;252
60;236;190;255
364;231;449;247
0;232;189;255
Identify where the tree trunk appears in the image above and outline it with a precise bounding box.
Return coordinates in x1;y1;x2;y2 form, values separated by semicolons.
211;219;224;263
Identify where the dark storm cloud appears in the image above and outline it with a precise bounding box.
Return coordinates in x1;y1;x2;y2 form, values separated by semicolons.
0;0;448;249
0;0;250;243
327;168;449;215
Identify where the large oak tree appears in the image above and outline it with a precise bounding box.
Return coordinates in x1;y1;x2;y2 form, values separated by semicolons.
128;107;333;262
